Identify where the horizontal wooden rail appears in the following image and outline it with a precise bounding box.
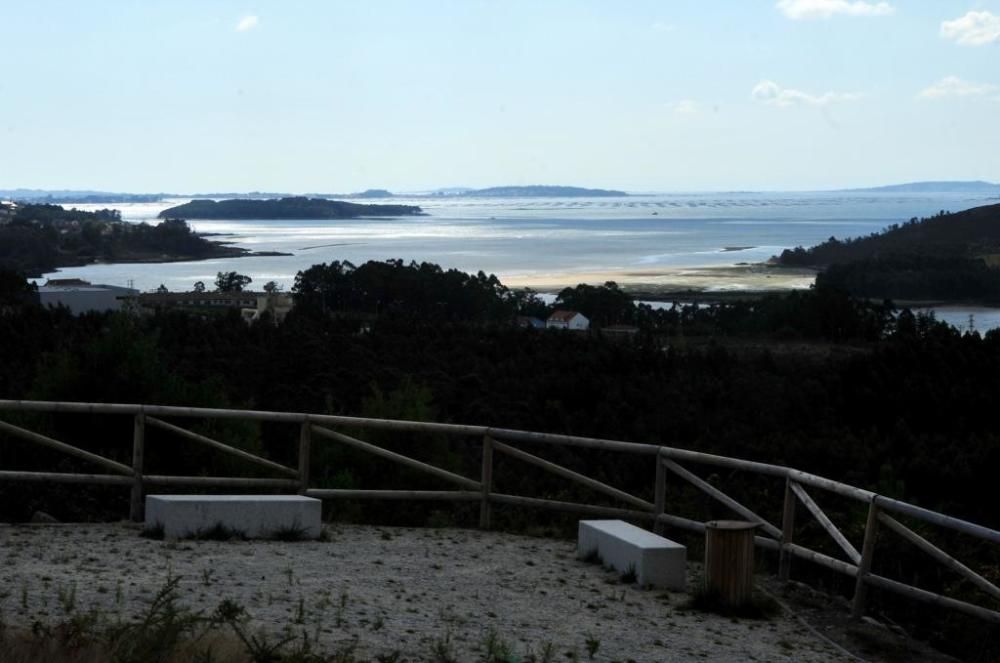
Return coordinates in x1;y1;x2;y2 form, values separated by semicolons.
0;418;133;476
2;399;1000;626
785;543;860;578
306;489;481;501
145;416;298;478
878;513;1000;603
0;470;133;486
492;440;654;511
490;428;661;455
656;511;707;532
659;446;789;479
491;493;656;521
866;574;1000;625
790;481;862;565
310;425;481;490
874;496;1000;545
142;475;299;489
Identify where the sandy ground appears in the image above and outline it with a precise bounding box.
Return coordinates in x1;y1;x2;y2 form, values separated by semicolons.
0;523;859;662
501;264;817;294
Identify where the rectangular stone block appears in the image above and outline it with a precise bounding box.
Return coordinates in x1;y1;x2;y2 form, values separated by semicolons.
144;495;322;540
577;519;687;590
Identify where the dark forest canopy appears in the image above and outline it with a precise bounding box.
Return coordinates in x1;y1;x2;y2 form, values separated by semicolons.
778;203;1000;301
158;197;424;220
778;203;1000;267
0;203;252;276
2;263;999;658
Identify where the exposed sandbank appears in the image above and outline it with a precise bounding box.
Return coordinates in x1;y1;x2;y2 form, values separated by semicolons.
501;264;818;295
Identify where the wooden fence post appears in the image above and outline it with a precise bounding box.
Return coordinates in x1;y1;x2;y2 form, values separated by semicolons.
654;453;666;535
852;498;881;619
298;419;311;495
480;435;494;529
779;477;796;582
129;411;145;522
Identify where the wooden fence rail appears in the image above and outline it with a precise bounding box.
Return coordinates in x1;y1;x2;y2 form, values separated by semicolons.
0;398;998;626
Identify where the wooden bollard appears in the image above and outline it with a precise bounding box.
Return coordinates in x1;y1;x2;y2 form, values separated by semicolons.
704;520;757;607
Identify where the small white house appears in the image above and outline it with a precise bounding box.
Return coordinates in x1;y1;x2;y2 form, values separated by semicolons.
547;310;589;331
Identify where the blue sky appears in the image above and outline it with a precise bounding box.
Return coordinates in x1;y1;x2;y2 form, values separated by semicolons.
2;1;998;192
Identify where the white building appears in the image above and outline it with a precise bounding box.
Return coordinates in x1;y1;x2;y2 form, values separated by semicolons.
0;201;15;225
37;279;138;315
546;310;589;331
241;293;295;324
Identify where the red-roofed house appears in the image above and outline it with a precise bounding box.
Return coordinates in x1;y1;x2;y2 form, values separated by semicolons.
546;310;589;331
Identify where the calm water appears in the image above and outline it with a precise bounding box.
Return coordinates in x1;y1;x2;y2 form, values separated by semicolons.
41;191;1000;330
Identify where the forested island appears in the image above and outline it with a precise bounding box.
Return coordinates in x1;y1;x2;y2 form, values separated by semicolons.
0;203;283;277
158;197;424;220
777;202;1000;301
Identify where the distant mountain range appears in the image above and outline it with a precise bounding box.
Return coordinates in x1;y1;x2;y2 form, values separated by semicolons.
842;181;1000;194
4;181;999;204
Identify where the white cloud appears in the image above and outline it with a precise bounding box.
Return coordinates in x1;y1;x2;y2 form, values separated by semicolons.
776;0;894;20
751;80;859;107
668;100;699;115
940;11;1000;46
236;15;259;32
918;76;998;99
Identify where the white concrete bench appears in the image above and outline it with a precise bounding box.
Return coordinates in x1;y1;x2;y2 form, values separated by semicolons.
577;519;687;590
144;495;322;540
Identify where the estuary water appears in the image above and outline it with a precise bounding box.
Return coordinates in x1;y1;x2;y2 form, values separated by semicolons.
41;191;1000;331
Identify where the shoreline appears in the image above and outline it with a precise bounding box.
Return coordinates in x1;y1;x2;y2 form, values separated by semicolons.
502;264;819;296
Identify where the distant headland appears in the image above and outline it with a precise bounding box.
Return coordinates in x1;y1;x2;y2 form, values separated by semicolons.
777;201;1000;303
0;203;287;277
839;180;1000;194
158;197;424;220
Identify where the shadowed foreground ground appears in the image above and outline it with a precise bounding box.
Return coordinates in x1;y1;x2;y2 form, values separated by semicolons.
0;523;952;661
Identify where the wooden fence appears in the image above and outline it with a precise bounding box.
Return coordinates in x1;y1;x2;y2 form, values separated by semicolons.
1;399;998;625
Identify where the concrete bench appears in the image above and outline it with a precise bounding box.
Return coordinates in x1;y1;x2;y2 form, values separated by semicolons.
577;519;687;590
144;495;322;540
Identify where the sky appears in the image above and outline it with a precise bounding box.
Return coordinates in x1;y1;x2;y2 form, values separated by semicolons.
2;0;999;193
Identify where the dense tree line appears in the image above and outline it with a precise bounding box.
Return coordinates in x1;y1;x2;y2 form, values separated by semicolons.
1;264;998;659
0;205;247;275
778;203;1000;302
778;203;1000;267
817;255;1000;302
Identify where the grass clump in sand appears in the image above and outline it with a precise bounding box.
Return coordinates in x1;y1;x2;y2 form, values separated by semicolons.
0;575;384;663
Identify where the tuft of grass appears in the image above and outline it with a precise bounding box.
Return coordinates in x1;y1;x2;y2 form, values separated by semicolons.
430;631;459;663
103;574;208;662
191;523;247;542
482;626;515;662
580;548;602;565
269;523;311;542
140;522;165;540
682;587;780;620
584;634;600;659
619;563;637;585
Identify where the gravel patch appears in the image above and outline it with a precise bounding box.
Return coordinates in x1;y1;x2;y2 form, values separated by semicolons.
0;523;851;661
